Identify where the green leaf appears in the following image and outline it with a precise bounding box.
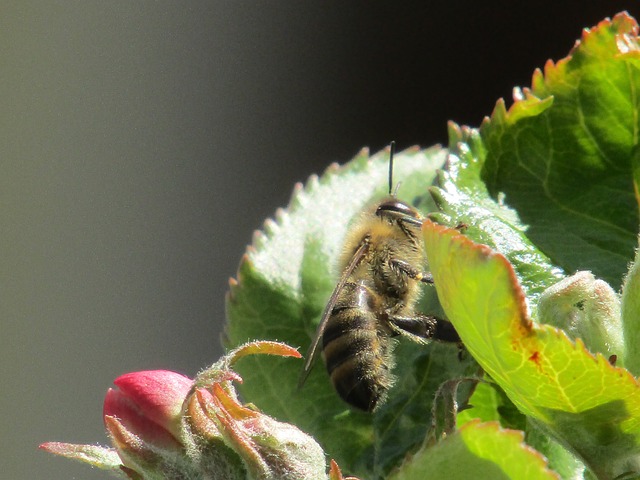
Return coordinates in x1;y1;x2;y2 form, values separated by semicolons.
622;243;640;375
423;220;640;480
456;376;586;478
389;420;560;480
479;13;640;288
526;423;589;480
456;381;526;432
432;124;564;302
39;443;123;472
225;146;478;478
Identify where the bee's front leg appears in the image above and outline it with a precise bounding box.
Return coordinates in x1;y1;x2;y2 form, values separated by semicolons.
389;259;434;284
387;313;460;343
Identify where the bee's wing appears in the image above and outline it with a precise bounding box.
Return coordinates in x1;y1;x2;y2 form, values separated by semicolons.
298;238;370;388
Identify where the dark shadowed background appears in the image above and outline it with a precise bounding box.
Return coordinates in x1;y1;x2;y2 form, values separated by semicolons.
3;2;638;479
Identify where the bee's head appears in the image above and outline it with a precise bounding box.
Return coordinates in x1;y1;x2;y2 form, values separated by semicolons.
375;141;424;231
375;199;423;228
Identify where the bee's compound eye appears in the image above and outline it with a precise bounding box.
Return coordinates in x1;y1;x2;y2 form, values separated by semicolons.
376;200;420;220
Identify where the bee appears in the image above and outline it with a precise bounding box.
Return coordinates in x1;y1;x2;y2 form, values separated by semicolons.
299;142;460;412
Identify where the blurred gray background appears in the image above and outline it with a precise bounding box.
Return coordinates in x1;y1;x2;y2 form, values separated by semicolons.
3;2;638;479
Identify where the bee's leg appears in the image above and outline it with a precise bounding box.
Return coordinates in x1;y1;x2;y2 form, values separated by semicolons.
418;272;434;284
389;259;434;284
387;314;460;343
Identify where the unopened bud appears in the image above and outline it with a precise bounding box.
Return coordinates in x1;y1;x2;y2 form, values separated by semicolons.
537;271;624;364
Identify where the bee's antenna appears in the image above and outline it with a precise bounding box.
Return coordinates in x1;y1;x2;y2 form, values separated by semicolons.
388;141;396;196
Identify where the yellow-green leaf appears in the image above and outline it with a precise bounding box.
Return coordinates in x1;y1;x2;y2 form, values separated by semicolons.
423;220;640;480
390;420;559;480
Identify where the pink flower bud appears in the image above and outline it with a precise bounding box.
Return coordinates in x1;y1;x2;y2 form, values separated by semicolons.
42;342;325;479
103;370;192;450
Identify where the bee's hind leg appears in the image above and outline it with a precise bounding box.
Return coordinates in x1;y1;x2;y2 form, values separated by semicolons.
387;314;460;344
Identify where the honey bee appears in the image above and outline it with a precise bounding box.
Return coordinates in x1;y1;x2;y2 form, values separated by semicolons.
299;142;460;412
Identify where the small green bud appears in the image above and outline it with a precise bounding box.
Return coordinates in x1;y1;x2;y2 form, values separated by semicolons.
537;271;624;365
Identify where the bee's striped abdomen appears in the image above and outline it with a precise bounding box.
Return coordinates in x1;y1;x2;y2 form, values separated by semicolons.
322;282;394;412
